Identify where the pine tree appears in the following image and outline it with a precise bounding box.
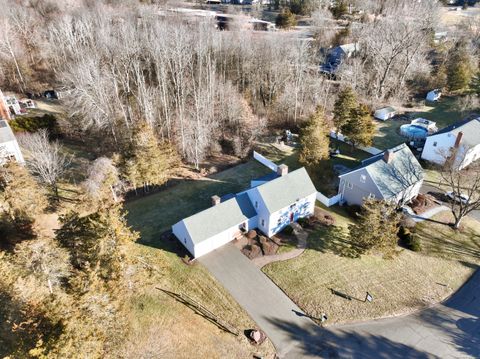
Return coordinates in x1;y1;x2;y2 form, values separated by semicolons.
447;41;473;92
470;71;480;96
333;87;358;133
123;122;178;192
56;204;139;288
348;199;401;258
341;104;375;149
0;162;48;241
299;107;330;166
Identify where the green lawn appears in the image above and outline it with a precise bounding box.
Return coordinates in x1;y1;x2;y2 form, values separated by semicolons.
373;97;464;150
263;210;480;325
126;160;272;244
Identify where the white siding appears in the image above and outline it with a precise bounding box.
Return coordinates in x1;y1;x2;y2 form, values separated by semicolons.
0;139;24;163
172;221;195;257
246;188;270;235
266;193;316;237
421;132;456;165
394;179;423;204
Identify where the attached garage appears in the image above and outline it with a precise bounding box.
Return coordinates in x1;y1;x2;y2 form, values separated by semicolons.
172;193;257;258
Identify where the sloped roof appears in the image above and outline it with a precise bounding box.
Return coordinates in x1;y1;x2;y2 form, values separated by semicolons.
255;167;317;213
431;116;480;148
0;120;16;144
341;144;424;199
181;192;256;245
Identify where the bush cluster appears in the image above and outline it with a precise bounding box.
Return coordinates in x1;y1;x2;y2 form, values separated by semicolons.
398;226;421;252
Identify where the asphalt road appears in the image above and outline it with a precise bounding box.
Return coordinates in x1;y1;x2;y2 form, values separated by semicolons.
201;243;480;358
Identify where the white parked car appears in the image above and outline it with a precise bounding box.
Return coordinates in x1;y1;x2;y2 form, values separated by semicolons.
446;191;470;204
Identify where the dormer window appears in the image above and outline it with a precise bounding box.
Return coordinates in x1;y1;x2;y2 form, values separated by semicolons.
255;201;258;209
360;174;366;183
433;141;437;147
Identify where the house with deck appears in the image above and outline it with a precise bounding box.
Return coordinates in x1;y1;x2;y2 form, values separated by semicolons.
421;117;480;170
338;144;424;206
172;166;317;258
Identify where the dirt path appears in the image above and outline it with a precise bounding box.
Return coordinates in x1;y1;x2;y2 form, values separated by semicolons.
252;223;308;268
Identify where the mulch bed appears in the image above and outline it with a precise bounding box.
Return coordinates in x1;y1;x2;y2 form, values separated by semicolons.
241;232;297;259
410;193;438;215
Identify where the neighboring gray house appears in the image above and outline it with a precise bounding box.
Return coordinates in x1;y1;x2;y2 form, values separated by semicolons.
338;144;424;206
172;166;317;258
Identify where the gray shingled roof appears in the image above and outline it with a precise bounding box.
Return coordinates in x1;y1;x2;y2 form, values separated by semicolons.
255;167;317;213
181;192;256;245
0;120;15;144
364;144;424;199
432;117;480;148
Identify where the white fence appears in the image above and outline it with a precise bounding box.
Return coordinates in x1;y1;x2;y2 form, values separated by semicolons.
253;151;278;171
330;131;382;155
316;192;341;207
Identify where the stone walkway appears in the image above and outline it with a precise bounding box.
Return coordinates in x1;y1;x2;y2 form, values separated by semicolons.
252;222;308;268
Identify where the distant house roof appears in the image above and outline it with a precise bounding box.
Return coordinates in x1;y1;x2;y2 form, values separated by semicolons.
340;144;424;199
181;192;257;245
376;106;396;114
430;116;480;147
0;120;16;144
254;167;317;213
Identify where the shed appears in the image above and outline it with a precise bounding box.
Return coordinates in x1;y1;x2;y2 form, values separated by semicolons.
374;107;396;121
426;89;441;102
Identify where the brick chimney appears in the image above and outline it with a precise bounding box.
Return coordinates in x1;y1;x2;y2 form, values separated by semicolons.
384;150;394;164
454;131;463;148
277;164;288;176
211;195;221;206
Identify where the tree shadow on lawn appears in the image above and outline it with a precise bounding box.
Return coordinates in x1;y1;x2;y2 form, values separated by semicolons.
418;224;480;266
307;225;362;259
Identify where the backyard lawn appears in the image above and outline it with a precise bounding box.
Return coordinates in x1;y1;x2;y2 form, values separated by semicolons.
263;208;480;325
373;97;466;150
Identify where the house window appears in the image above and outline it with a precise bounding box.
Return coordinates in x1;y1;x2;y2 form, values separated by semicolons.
368;193;375;199
360;174;366;183
184;238;187;244
261;219;265;227
433;141;437;147
347;182;353;189
255;201;258;209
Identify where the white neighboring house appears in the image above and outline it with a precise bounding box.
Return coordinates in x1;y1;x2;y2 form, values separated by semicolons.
172;166;317;258
0;120;24;164
338;144;424;206
374;107;396;121
421;117;480;170
426;89;441;102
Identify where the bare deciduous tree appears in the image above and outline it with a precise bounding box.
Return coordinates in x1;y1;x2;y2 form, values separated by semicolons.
18;130;70;199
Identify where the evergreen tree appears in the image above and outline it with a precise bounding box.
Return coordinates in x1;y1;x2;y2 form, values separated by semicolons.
0;162;48;241
275;9;297;29
447;41;473;92
348;199;401;258
56;204;139;288
341;104;375;149
123;122;178;192
333;87;358;133
470;71;480;96
330;0;348;19
299;107;330;166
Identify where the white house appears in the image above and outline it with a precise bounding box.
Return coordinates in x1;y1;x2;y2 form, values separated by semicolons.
0;120;24;164
426;89;441;102
374;107;396;121
338;144;424;206
421;117;480;170
172;166;317;258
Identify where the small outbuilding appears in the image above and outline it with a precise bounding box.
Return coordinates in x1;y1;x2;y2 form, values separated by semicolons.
374;107;396;121
426;89;441;102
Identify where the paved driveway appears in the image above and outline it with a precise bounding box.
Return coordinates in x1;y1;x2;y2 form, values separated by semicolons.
199;243;315;357
201;243;480;358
